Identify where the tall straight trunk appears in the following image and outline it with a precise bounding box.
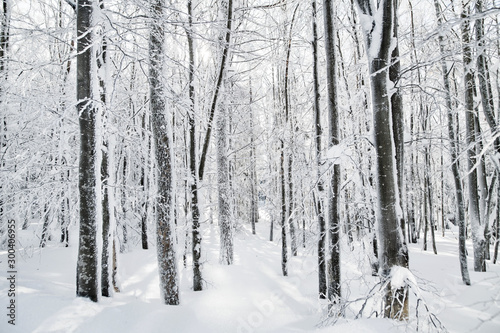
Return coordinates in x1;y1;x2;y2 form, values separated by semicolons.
249;81;258;235
389;5;406;260
140;112;149;250
120;151;128;252
312;0;327;300
149;0;179;305
96;0;114;297
76;0;99;303
287;153;297;256
475;0;497;263
462;3;486;272
421;106;437;255
389;3;409;317
101;142;111;296
186;0;202;291
280;4;299;277
284;5;299;258
216;0;234;266
323;0;341;307
424;146;437;255
355;0;408;319
433;0;470;285
475;118;490;260
280;137;288;276
217;96;233;265
407;0;419;246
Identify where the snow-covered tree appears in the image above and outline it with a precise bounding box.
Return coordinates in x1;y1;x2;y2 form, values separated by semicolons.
149;0;179;305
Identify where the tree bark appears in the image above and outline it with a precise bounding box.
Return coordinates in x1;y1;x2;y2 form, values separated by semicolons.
198;0;233;182
186;0;203;291
323;0;341;307
354;0;408;319
149;0;179;305
433;0;470;285
284;5;299;258
249;80;258;235
76;0;99;303
462;3;486;272
217;83;233;265
312;0;327;300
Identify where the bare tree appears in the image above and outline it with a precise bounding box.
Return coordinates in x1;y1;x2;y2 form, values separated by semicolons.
433;0;470;285
461;0;486;272
323;0;341;308
76;0;99;302
149;0;179;305
354;0;408;319
311;0;327;300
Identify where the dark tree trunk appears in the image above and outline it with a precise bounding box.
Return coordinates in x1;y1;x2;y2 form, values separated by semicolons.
96;0;113;298
140;113;149;250
76;0;99;303
311;0;327;300
187;0;202;291
323;0;341;307
355;0;408;319
101;142;111;297
198;0;233;182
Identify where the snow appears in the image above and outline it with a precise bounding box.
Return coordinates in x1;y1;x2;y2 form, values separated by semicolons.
1;218;500;332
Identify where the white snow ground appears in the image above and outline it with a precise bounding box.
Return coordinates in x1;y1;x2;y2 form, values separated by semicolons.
1;217;500;333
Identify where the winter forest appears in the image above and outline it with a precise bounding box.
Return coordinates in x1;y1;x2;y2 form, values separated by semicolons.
1;0;500;331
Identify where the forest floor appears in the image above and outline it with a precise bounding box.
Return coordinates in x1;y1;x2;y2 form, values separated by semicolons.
1;215;500;332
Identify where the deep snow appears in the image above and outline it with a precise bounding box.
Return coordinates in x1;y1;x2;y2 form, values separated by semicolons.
1;216;500;332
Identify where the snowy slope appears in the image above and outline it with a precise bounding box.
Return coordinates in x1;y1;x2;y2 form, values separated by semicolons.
1;218;500;333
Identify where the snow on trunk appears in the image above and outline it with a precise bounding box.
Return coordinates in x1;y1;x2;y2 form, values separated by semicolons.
149;0;179;305
354;0;408;319
217;98;233;265
76;0;99;303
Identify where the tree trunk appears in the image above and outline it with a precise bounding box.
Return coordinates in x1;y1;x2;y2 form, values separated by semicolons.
101;141;111;297
355;0;408;319
433;0;470;285
462;3;486;272
198;0;233;181
186;0;202;292
323;0;341;307
280;138;288;276
76;0;99;303
149;0;179;305
311;0;327;300
217;93;233;265
140;112;149;250
284;7;298;257
96;0;114;297
249;80;258;235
